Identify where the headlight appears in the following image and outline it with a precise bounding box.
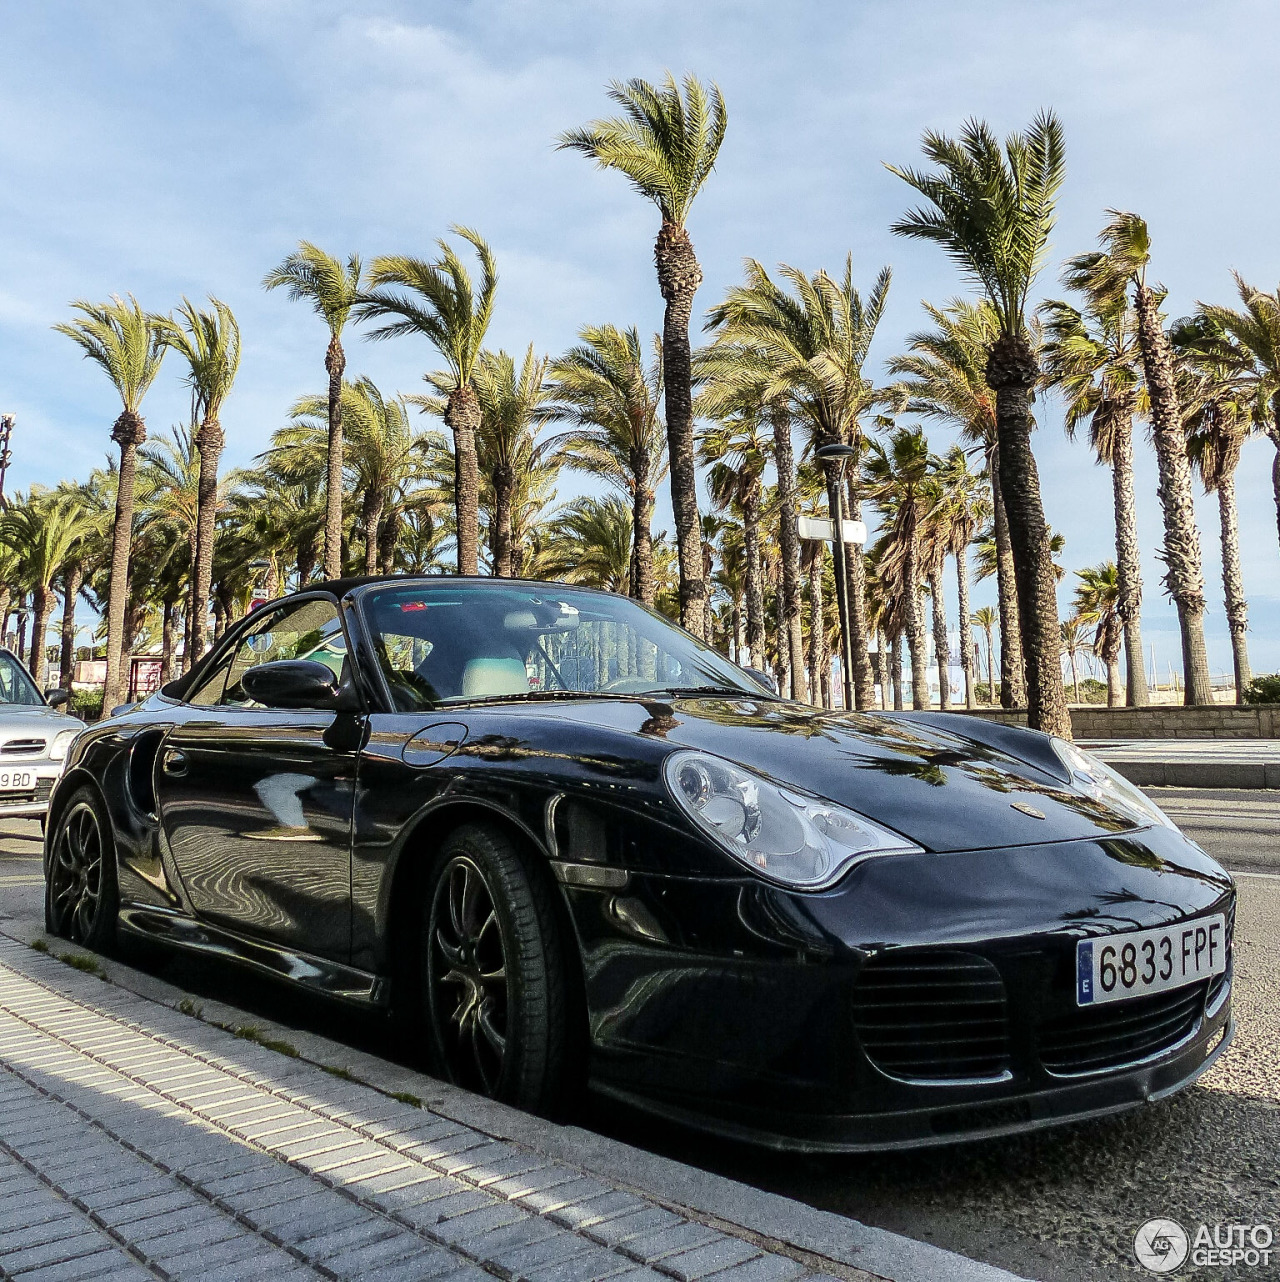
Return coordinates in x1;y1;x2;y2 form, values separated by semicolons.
663;750;922;889
49;728;80;763
1050;737;1176;830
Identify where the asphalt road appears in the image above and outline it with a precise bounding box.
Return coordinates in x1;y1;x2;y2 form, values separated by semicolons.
2;789;1277;1282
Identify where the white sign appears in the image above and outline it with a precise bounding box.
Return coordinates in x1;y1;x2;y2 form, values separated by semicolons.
797;516;868;545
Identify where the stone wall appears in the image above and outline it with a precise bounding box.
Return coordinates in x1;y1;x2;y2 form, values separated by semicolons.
952;705;1279;739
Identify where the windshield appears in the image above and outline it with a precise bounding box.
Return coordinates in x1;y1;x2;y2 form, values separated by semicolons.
0;652;43;706
359;581;766;710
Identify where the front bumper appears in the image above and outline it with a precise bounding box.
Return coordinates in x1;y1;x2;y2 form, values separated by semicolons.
570;823;1237;1151
0;768;62;816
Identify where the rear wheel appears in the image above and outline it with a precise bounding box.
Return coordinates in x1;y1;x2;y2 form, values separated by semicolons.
421;823;577;1115
46;786;118;950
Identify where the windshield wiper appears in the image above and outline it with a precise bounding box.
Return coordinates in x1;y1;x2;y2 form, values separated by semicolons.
651;685;782;700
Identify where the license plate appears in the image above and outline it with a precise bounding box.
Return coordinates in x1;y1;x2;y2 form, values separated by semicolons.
0;771;35;792
1077;914;1226;1006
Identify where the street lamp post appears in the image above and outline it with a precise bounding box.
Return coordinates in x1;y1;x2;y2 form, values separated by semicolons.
815;443;858;711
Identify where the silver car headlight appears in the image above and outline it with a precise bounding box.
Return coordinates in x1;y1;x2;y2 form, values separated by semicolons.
49;728;81;763
1050;737;1176;830
663;749;922;889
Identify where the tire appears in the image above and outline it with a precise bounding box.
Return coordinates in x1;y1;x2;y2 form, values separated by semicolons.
419;822;577;1116
45;785;118;951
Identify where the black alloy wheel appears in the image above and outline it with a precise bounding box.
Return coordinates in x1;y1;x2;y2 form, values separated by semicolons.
429;854;510;1094
421;823;579;1115
46;787;117;949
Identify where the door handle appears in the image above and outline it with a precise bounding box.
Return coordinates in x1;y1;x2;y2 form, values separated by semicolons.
161;748;188;778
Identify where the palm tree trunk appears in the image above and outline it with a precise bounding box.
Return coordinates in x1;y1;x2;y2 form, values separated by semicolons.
104;410;145;711
986;336;1070;736
770;406;808;702
58;564;82;689
445;386;481;576
1069;653;1080;703
928;566;950;708
904;527;929;710
875;629;890;709
1132;284;1213;705
15;607;26;664
843;472;874;709
190;416;224;663
1103;618;1123;708
890;635;904;710
655;220;707;636
160;597;178;684
1216;471;1251;699
378;509;399;575
808;550;831;708
983;624;995;703
743;484;766;665
631;482;656;605
492;466;514;578
1110;409;1148;706
297;540;316;587
323;336;346;580
362;487;385;576
989;455;1025;708
955;548;974;709
29;585;54;688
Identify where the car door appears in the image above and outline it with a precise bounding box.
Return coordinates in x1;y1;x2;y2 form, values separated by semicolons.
154;595;360;961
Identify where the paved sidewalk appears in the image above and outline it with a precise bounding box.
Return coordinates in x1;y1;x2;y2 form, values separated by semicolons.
0;934;1026;1282
1085;738;1280;788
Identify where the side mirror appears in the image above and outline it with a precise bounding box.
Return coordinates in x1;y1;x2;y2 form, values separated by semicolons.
742;666;779;695
45;688;70;708
242;659;357;711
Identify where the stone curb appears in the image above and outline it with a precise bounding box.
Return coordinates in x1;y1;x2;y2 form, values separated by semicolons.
1100;759;1280;790
0;919;1029;1282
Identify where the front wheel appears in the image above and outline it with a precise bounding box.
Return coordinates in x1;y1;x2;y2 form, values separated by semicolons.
421;823;579;1116
46;786;118;950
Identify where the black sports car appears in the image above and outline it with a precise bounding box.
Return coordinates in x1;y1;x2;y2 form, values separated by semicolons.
44;575;1235;1151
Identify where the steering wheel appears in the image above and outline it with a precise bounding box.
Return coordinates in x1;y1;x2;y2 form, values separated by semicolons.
599;676;658;694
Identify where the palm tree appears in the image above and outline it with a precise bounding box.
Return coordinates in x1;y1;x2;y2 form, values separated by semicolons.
546;326;667;604
537;496;633;592
0;492;94;687
1040;289;1148;706
888;113;1070;736
1177;331;1255;699
1186;274;1280;558
558;73;726;636
864;427;933;710
699;413;771;667
357;229;497;576
283;379;431;575
263;244;364;580
1075;563;1124;707
1059;615;1087;703
1062;213;1213;705
140;425;201;667
54;474;110;690
54;295;169;710
927;446;988;707
888;300;1025;708
163;297;240;661
469;348;552;577
706;258;894;708
971;606;998;703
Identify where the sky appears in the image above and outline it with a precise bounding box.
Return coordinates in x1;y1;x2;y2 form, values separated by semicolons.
1;0;1278;682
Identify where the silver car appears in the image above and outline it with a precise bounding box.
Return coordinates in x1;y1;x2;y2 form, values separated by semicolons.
0;648;84;819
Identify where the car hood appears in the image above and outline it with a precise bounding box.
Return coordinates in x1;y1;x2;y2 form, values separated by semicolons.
0;705;84;740
522;696;1149;854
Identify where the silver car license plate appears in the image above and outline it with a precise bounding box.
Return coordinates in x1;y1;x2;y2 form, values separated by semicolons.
0;770;36;791
1076;914;1227;1006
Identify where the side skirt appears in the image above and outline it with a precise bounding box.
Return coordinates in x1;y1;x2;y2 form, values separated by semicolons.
117;903;389;1008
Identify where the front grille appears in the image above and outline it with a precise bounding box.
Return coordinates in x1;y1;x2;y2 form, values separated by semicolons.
1;739;46;756
852;949;1011;1083
0;779;52;806
1039;981;1206;1076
